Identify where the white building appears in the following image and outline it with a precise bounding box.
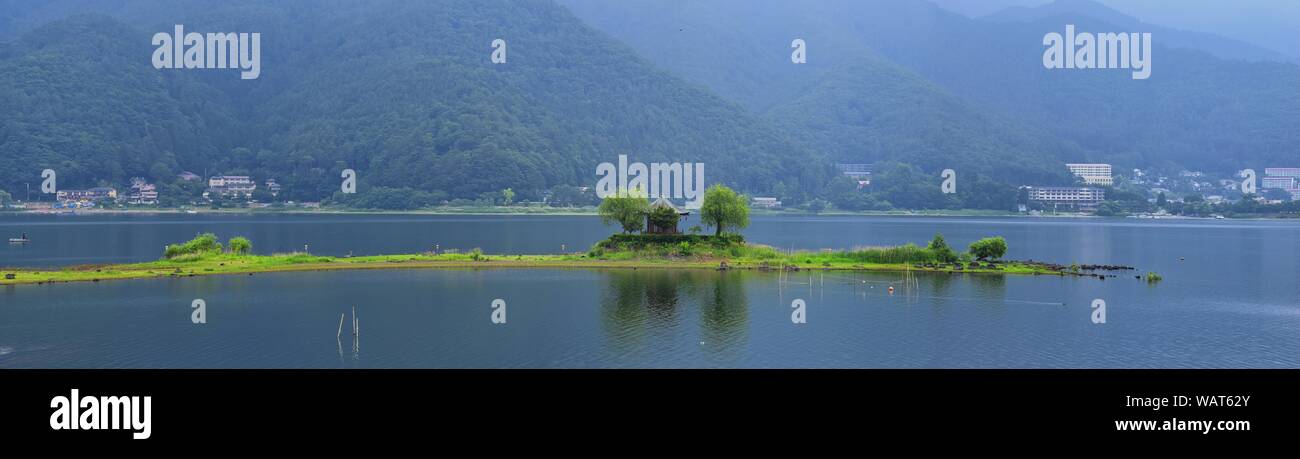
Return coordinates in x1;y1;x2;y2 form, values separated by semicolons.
1066;163;1113;186
1262;176;1295;190
206;175;256;199
127;177;158;205
1023;186;1105;205
752;197;782;209
1264;168;1300;178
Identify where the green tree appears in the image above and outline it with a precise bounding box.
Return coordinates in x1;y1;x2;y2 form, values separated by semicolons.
0;190;12;209
1263;188;1292;201
968;237;1008;261
927;233;957;263
647;204;681;232
228;237;252;255
1156;192;1168;208
597;188;649;233
501;188;515;206
700;184;750;236
1095;201;1123;216
164;233;223;258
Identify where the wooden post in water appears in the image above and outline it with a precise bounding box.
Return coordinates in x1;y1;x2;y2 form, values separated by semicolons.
352;307;358;337
337;313;344;339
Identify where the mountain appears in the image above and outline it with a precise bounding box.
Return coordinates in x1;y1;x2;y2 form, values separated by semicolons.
770;55;1075;186
984;0;1295;63
559;0;1300;176
559;0;1083;184
0;15;243;195
0;0;830;202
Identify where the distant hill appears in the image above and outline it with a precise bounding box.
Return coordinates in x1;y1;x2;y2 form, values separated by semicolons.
560;0;1084;184
983;0;1295;63
560;0;1300;175
0;0;829;201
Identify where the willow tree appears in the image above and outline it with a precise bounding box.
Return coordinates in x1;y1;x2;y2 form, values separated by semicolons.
700;184;750;237
598;188;649;233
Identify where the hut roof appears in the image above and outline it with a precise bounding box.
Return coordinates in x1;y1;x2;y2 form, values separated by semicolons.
650;196;689;215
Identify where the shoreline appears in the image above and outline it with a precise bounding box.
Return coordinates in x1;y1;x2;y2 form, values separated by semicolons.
0;251;1129;287
2;207;1292;220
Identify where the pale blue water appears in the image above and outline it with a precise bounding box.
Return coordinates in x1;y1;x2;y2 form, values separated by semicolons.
0;214;1297;368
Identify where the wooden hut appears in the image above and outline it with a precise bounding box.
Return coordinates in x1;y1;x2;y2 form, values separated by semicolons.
646;196;690;234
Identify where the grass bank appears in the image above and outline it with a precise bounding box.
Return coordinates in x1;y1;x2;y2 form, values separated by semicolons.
0;234;1124;286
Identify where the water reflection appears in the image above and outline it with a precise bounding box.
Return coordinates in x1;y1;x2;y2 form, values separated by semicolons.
600;270;749;358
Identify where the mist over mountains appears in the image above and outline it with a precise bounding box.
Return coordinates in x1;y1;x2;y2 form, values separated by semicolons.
1;0;1297;209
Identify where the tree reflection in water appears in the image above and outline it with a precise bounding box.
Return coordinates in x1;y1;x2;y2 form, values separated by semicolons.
599;270;749;361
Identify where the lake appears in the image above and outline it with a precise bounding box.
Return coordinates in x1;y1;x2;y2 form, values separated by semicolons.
1;213;1298;368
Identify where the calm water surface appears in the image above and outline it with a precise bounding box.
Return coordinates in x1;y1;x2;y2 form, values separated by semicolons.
1;214;1297;368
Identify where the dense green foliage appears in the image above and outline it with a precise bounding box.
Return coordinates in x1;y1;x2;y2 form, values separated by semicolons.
647;204;680;232
968;237;1008;261
562;0;1300;192
700;185;750;236
927;233;958;263
227;237;252;255
0;0;828;204
597;189;649;233
4;1;1298;212
164;233;223;259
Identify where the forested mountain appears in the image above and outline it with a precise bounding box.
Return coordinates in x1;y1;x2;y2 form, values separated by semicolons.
0;0;829;202
983;0;1295;63
560;0;1300;175
771;54;1076;186
0;16;244;195
4;0;1298;211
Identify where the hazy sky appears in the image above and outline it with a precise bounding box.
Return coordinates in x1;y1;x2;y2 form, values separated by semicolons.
929;0;1300;58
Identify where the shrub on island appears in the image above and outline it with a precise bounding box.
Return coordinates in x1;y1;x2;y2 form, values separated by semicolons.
164;233;223;259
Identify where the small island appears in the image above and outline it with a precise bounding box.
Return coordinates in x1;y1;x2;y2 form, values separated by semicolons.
0;185;1151;286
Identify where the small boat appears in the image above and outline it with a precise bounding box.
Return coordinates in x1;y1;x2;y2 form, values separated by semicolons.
9;233;30;244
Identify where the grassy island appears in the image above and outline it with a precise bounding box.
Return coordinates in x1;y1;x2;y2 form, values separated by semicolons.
2;186;1147;286
0;232;1129;286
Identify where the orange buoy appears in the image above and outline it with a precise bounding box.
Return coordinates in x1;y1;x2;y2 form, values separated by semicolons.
888;286;895;294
